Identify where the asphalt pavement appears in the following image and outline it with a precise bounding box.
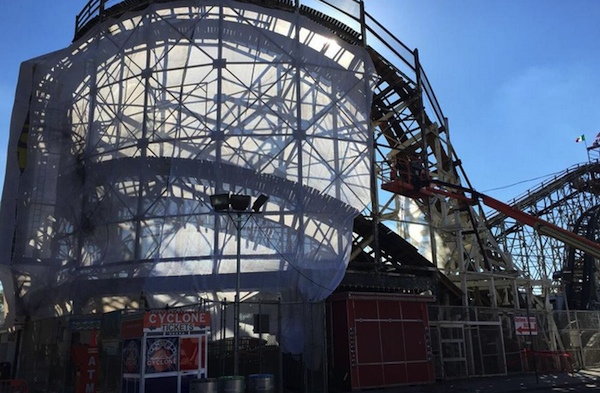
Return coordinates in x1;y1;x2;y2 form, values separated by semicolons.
371;368;600;392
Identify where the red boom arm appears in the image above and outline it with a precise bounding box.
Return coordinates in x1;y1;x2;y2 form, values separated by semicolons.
382;175;600;259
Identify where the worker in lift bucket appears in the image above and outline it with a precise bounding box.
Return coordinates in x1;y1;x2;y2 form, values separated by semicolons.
391;157;406;181
409;157;425;190
391;156;428;190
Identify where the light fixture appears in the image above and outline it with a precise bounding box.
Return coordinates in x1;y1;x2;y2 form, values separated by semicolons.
252;194;269;212
210;193;230;211
229;194;251;211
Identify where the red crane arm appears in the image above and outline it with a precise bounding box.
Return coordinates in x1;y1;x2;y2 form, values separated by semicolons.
479;193;600;259
382;174;600;259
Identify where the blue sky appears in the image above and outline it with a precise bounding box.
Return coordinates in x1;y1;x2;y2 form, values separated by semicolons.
369;0;600;202
1;1;600;204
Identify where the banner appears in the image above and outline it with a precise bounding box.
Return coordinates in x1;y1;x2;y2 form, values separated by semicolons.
122;339;141;374
179;337;199;371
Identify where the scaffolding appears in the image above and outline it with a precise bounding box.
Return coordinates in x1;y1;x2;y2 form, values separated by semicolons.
2;0;600;390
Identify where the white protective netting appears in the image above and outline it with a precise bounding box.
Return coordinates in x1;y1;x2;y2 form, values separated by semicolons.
0;0;376;329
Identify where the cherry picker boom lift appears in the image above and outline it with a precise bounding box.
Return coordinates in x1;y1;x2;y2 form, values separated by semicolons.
382;164;600;260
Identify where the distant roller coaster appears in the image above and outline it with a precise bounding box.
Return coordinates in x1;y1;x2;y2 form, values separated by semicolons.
488;161;600;310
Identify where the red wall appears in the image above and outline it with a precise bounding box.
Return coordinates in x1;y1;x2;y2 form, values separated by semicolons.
327;292;434;390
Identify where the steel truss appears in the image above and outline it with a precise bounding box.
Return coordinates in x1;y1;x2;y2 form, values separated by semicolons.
346;3;521;308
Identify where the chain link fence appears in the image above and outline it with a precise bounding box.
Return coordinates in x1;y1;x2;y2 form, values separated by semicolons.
428;306;586;379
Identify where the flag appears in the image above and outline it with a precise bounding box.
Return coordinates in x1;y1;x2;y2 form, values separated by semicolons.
576;134;586;143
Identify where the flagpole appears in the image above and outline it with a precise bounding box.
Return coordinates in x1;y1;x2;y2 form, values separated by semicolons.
585;139;591;163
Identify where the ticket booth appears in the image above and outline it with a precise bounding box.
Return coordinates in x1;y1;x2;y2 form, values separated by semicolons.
121;310;211;393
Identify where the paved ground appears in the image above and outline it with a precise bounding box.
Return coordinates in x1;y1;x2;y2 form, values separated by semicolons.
370;368;600;392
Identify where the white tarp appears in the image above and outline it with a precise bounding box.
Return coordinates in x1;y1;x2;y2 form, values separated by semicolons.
0;0;376;347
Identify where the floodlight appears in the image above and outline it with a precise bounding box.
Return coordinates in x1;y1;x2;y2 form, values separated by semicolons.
210;193;230;211
230;194;251;211
252;194;269;212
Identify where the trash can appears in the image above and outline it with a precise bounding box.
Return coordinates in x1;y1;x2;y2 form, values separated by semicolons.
218;376;245;393
0;362;10;379
190;378;218;393
247;374;274;393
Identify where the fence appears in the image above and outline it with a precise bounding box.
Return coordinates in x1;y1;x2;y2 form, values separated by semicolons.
6;304;600;391
207;298;326;393
8;298;326;393
427;306;588;379
554;310;600;369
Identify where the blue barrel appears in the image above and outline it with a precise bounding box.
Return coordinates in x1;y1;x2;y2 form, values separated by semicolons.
218;376;245;393
247;374;275;393
190;378;217;393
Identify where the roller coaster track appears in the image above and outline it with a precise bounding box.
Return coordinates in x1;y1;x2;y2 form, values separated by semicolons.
71;0;551;308
487;161;600;309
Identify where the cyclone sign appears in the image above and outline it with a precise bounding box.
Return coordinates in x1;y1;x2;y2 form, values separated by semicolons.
144;310;210;334
145;337;178;374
